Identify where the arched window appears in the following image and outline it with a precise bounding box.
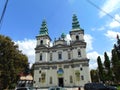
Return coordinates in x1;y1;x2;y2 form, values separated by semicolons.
81;75;84;80
40;53;42;61
76;35;79;40
58;52;62;60
50;77;52;84
68;51;71;59
41;73;46;83
78;49;81;57
50;53;52;61
70;76;73;83
40;40;43;45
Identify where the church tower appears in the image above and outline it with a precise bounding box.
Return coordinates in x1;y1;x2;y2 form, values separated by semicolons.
69;14;87;59
35;20;51;63
70;14;84;42
36;20;51;47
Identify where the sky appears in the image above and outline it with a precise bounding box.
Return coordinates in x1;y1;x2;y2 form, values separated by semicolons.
0;0;120;69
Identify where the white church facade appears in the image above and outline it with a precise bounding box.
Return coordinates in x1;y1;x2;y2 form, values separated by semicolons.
33;14;91;88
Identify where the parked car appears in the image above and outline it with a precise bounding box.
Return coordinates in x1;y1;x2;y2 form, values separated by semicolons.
84;83;117;90
107;86;117;90
48;87;66;90
15;87;33;90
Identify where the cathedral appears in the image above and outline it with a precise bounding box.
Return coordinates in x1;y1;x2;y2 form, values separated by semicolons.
33;14;91;88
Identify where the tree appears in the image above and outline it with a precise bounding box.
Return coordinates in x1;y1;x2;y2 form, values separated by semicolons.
111;48;120;83
23;63;31;75
104;52;110;70
90;69;99;82
110;35;120;83
104;52;112;83
97;56;105;82
0;35;28;89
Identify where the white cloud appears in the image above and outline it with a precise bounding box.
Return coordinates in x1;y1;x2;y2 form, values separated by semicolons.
98;26;105;31
99;0;120;17
15;39;36;65
91;26;105;31
84;34;93;51
87;51;104;69
65;34;71;42
87;51;100;61
87;51;112;69
89;62;97;70
105;30;120;40
106;51;112;60
109;14;120;28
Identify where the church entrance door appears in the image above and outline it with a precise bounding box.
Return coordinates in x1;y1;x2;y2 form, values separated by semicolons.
58;78;64;87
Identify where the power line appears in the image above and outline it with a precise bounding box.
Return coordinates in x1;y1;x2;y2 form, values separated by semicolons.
0;0;9;30
86;0;120;24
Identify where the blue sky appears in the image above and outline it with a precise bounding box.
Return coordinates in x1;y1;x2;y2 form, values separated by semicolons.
0;0;120;69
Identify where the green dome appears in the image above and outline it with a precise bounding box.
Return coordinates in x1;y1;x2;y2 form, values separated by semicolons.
61;33;66;39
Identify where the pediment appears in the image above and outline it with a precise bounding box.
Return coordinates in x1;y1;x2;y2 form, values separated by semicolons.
52;44;68;48
35;45;47;50
71;41;86;45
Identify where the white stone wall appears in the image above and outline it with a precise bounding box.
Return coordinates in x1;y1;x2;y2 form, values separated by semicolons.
34;62;91;88
35;47;87;63
35;53;39;62
36;36;50;47
34;69;39;86
54;40;67;45
71;34;84;41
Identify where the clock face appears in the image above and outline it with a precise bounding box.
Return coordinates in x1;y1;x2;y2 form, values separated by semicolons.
57;68;64;76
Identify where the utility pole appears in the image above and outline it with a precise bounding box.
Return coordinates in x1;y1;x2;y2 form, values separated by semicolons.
0;0;9;30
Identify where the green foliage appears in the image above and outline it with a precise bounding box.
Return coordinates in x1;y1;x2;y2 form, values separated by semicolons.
0;35;28;89
91;36;120;84
111;36;120;83
97;56;105;82
117;86;120;90
111;48;120;83
23;63;31;75
90;69;99;82
104;52;110;70
104;52;112;82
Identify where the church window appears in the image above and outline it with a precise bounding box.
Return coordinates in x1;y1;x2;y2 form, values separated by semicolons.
78;49;81;57
80;67;83;71
58;52;62;60
76;35;79;40
70;76;73;83
41;73;46;83
81;75;84;80
40;40;43;45
39;78;41;82
68;51;71;59
40;53;42;61
50;77;52;84
50;53;52;61
75;70;80;81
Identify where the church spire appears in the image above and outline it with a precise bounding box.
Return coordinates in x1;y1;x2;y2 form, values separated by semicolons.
39;19;48;36
72;14;80;29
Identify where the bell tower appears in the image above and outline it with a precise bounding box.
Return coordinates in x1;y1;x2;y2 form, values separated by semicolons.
70;14;84;42
36;20;51;47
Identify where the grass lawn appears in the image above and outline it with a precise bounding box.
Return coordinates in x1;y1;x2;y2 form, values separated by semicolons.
117;86;120;90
